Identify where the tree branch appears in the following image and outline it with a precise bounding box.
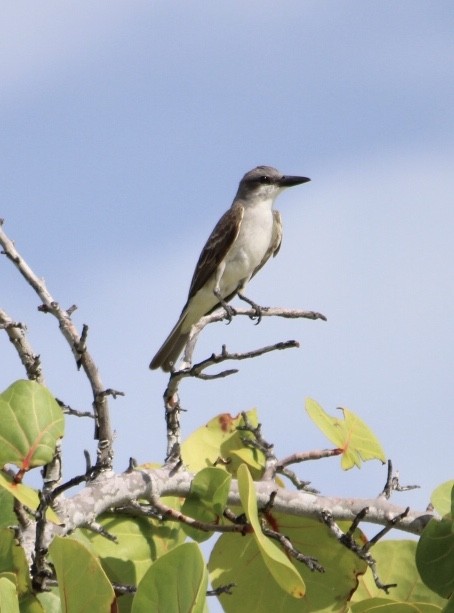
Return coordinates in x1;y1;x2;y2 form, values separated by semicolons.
15;464;436;568
161;305;325;459
0;220;114;469
0;308;43;382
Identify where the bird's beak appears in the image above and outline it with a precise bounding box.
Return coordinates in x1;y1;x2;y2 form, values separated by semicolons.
278;175;311;188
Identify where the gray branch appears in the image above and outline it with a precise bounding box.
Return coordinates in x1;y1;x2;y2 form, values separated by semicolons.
16;465;436;567
0;220;114;469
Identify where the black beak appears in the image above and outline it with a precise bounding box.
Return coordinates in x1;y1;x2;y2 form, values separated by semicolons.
278;175;311;188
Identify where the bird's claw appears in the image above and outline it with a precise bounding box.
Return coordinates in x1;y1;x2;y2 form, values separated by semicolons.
237;292;266;325
248;304;262;325
222;302;237;324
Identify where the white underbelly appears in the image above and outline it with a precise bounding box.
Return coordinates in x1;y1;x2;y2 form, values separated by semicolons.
222;205;274;285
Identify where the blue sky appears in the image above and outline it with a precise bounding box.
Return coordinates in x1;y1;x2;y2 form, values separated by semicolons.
2;1;453;528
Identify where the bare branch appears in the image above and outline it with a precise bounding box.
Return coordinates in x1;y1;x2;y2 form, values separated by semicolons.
379;459;420;499
0;222;114;469
0;309;44;382
56;398;95;419
162;339;299;458
184;303;325;367
0;307;64;500
320;508;410;593
277;448;343;469
261;520;324;572
152;499;250;535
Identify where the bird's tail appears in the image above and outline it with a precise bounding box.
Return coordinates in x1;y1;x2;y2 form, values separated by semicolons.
149;312;191;371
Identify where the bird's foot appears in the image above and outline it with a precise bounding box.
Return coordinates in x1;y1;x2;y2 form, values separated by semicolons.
214;289;237;324
237;293;265;325
221;301;237;324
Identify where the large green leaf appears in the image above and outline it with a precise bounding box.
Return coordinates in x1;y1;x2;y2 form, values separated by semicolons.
181;467;232;542
353;540;448;608
0;380;64;471
305;398;386;469
132;542;208;613
351;600;442;612
181;410;264;477
209;511;367;612
36;589;62;613
76;504;185;589
0;528;32;598
237;463;306;598
416;485;454;600
430;481;454;517
49;536;115;613
0;488;17;529
0;528;44;611
0;576;20;613
0;471;60;524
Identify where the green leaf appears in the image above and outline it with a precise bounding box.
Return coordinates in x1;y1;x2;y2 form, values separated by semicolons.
416;503;454;599
0;380;64;471
351;599;443;612
76;506;185;588
431;481;454;517
0;571;44;613
0;576;20;613
36;589;62;613
181;410;264;477
353;540;448;608
443;594;454;613
209;513;367;612
305;398;386;469
16;591;45;613
0;488;17;529
0;528;32;598
237;463;306;598
49;536;115;613
132;542;208;613
0;471;60;524
181;467;232;542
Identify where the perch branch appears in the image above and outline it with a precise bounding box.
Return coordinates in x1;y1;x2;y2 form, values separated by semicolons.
183;305;326;368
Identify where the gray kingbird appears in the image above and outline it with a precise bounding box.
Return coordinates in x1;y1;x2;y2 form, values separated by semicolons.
150;166;310;371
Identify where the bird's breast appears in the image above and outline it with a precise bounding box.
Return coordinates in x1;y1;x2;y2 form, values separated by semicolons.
224;203;274;277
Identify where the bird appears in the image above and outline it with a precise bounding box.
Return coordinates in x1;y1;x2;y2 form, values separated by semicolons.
150;165;310;371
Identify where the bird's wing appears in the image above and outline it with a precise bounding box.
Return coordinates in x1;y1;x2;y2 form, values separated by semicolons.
251;209;283;279
187;203;244;299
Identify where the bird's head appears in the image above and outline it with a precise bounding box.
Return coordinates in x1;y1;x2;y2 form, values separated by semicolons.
235;166;310;204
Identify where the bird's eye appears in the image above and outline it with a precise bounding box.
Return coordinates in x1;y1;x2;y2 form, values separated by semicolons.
259;176;271;184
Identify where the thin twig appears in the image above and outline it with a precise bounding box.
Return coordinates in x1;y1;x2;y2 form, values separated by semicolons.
261;520;324;572
207;583;236;597
0;309;43;382
56;398;95;419
379;460;420;499
238;411;276;479
320;509;400;593
153;500;251;535
277;448;343;469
